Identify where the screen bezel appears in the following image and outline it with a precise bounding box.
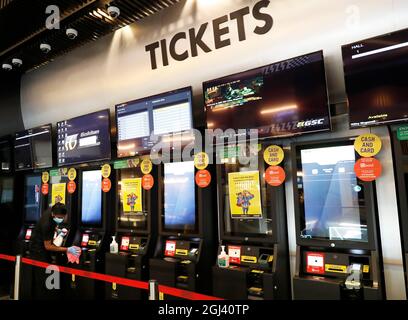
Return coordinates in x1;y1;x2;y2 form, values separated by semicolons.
202;50;332;141
158;161;201;237
56;109;112;167
14;124;53;171
291;138;378;250
115;86;194;159
341;28;408;128
78;168;104;229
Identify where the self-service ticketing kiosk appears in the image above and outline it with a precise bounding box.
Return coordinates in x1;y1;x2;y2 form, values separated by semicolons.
390;126;408;297
16;173;44;299
105;157;158;300
212;144;290;300
150;160;216;296
292;139;384;300
65;167;112;300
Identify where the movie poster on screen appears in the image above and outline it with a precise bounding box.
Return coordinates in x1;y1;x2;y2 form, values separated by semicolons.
122;178;142;214
228;171;262;219
51;183;66;206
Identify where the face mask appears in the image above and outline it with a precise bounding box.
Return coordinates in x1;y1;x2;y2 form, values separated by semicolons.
53;217;64;224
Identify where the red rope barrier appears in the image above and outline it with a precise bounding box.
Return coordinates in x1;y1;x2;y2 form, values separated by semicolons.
0;254;222;300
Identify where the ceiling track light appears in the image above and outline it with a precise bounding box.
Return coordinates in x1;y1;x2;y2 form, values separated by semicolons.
2;63;12;71
12;58;23;67
66;28;78;40
40;43;52;53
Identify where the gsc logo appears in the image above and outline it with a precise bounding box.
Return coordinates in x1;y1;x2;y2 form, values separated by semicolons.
64;134;78;151
297;119;325;128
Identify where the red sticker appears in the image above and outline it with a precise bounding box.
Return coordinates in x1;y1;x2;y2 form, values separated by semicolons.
354;157;382;182
306;252;325;275
41;183;49;195
120;236;130;251
228;246;241;264
165;240;176;257
195;170;211;188
67;181;76;194
142;174;154;190
265;166;286;187
102;178;111;193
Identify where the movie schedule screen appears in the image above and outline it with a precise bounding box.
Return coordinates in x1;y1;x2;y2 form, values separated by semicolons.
204;51;330;139
342;28;408;128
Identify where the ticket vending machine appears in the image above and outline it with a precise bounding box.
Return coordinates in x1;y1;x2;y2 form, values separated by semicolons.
292;139;384;300
149;161;216;296
65;168;112;300
212;144;290;300
105;157;158;300
390;126;408;297
16;173;44;299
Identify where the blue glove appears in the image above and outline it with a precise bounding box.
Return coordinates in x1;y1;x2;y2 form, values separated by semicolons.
67;246;81;257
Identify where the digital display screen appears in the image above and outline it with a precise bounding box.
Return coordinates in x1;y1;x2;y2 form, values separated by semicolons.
0;177;13;204
14;124;53;171
24;175;42;223
57;110;111;166
116;87;193;157
163;161;196;232
81;170;102;226
298;144;368;242
204;51;330;140
0;137;12;172
342;28;408;128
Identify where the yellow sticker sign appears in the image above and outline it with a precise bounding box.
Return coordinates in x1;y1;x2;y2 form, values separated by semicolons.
263;145;284;166
101;164;112;178
194;152;209;170
228;171;262;219
354;134;382;157
141;159;152;175
51;183;66;206
68;168;77;181
122;178;142;213
42;172;50;184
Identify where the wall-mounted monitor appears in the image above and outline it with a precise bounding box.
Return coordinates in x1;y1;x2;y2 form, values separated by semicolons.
297;143;368;243
0;136;12;172
163;161;196;233
116;87;194;158
203;51;330;141
14;124;53;171
342;28;408;128
81;170;102;226
24;175;42;223
56;110;111;166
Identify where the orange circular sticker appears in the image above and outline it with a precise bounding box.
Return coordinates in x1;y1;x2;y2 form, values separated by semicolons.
102;178;112;192
354;158;382;182
142;174;154;190
195;170;211;188
265;166;286;187
41;183;49;195
67;181;76;194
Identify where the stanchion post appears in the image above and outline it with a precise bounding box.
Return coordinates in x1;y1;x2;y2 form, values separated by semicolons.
148;280;159;300
13;255;22;300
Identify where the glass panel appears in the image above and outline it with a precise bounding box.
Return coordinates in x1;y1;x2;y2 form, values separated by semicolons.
222;155;273;238
117;167;148;230
163;161;197;233
297;144;368;242
0;177;13;204
81;170;102;226
24;175;42;222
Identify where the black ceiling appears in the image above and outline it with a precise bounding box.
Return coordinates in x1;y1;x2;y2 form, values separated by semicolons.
0;0;180;73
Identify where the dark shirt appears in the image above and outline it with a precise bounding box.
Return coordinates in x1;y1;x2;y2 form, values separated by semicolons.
30;209;57;261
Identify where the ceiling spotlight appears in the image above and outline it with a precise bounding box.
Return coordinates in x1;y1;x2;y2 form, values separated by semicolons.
2;63;12;71
66;28;78;40
40;43;52;53
12;58;23;67
107;5;120;18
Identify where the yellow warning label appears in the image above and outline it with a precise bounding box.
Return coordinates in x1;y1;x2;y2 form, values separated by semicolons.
241;256;257;263
251;269;264;274
129;244;140;250
363;265;370;273
176;249;188;256
88;240;96;246
325;264;347;273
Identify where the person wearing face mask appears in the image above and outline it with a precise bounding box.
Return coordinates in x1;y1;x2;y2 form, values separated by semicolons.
30;203;81;299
